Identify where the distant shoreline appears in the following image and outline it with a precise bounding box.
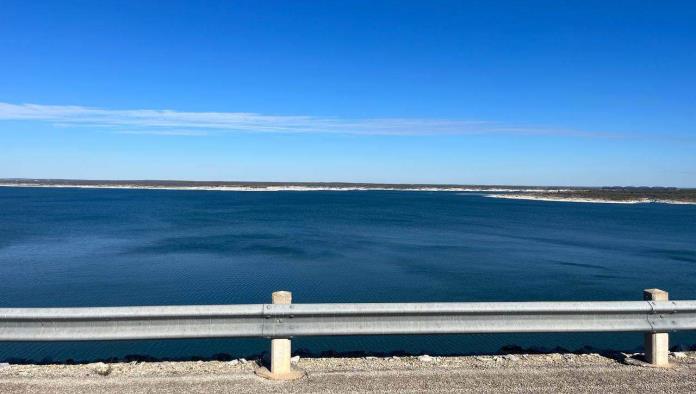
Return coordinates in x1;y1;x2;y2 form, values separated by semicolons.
0;178;571;192
0;182;555;193
1;179;695;204
486;193;696;205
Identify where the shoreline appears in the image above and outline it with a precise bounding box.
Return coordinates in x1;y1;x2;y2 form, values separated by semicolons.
2;182;695;204
0;183;562;193
485;193;696;205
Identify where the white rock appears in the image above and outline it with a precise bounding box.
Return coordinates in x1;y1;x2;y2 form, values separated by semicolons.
672;352;688;359
91;362;111;376
418;355;434;362
239;358;248;364
365;356;378;360
503;355;520;361
291;355;300;364
228;359;239;366
0;362;9;369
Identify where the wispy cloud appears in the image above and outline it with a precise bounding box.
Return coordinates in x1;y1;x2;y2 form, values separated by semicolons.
0;102;597;137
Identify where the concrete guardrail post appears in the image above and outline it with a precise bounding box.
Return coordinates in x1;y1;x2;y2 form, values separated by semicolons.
255;290;305;380
271;291;292;375
643;288;669;367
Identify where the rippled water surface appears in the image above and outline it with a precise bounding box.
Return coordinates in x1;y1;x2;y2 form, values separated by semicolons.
1;187;695;361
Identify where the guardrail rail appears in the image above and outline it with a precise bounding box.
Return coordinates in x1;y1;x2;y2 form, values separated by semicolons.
0;288;691;379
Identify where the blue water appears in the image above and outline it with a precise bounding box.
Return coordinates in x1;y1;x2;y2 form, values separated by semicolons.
1;187;696;362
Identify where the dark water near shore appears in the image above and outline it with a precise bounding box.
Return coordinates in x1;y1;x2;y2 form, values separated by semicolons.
1;187;696;362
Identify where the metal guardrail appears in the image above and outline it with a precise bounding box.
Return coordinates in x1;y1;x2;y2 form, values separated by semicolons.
1;300;695;341
0;289;693;377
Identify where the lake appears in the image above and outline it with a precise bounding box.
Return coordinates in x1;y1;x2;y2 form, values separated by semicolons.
1;187;695;362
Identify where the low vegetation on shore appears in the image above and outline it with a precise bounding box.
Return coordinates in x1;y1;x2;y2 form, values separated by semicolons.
492;187;696;204
1;179;695;203
0;178;554;191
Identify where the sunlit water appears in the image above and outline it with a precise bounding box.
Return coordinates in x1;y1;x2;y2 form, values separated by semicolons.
1;187;695;362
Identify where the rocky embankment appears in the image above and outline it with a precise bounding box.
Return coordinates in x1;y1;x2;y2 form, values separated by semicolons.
1;352;695;393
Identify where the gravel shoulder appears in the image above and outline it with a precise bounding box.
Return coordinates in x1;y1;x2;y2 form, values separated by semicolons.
1;352;695;393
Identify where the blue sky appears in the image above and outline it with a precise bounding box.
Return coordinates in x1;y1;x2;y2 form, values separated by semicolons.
1;1;695;186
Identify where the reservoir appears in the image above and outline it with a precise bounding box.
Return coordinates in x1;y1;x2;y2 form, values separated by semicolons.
1;187;695;362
